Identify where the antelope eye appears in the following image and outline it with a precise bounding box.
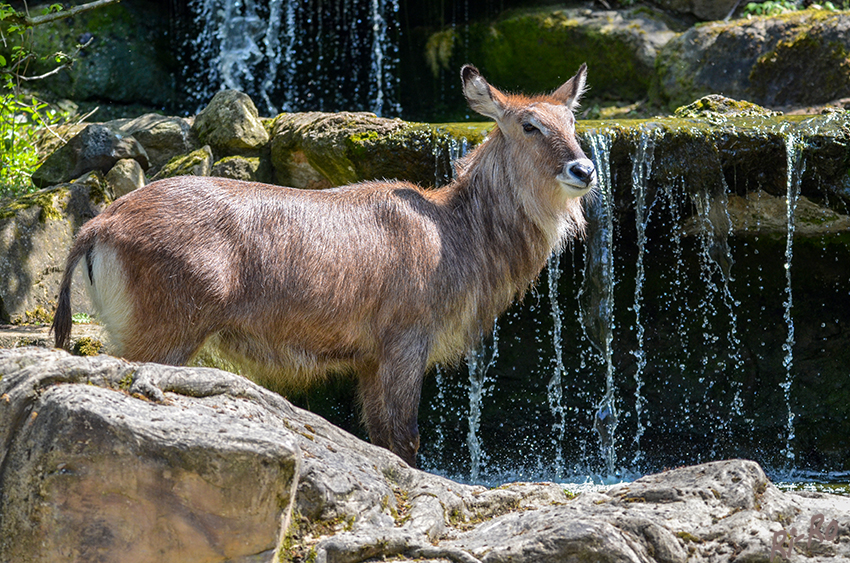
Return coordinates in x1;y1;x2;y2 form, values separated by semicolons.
522;122;538;134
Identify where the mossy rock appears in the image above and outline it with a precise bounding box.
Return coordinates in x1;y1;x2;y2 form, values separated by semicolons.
675;95;781;120
19;1;176;109
656;10;850;110
416;6;677;120
152;146;214;180
0;175;111;324
71;336;104;357
749;28;850;107
210;155;272;183
192;90;270;157
269;112;491;189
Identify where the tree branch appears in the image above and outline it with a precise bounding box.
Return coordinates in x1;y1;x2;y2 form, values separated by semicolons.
3;0;121;29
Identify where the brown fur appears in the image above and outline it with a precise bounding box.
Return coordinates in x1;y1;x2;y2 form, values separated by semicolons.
52;65;596;466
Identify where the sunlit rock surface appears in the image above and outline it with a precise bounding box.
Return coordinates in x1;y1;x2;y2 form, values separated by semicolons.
1;348;849;563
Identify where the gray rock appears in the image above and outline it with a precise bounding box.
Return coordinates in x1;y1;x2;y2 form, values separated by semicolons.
31;124;149;188
211;155;271;183
110;114;195;174
2;347;848;563
24;2;176;109
650;0;739;21
105;158;146;198
0;176;110;324
656;11;850;110
151;146;214;181
192;90;270;157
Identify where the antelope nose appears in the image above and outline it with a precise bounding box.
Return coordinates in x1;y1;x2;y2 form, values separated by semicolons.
568;160;596;187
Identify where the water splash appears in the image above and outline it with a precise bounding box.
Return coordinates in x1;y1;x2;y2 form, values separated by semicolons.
629;127;657;467
780;131;805;466
368;0;402;116
583;132;618;476
466;326;499;482
547;254;567;478
184;0;401;116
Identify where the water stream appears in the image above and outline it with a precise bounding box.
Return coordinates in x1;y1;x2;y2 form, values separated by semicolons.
412;115;850;487
183;0;401;116
583;133;619;477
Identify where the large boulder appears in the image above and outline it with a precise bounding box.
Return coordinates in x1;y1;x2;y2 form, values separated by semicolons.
656;10;850;110
1;347;849;563
269;112;490;189
31;124;149;188
0;175;111;324
416;6;679;120
192;90;270;157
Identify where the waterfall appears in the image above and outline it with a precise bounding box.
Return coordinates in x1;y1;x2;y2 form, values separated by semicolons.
546;254;567;478
583;132;618;476
184;0;401;116
629;127;658;468
780;132;804;467
380;116;845;486
466;327;499;482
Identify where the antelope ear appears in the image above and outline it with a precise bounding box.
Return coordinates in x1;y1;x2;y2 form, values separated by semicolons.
552;63;588;110
461;65;506;121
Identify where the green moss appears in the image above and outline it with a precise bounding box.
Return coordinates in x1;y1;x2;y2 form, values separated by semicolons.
425;28;458;77
0;187;63;223
277;510;354;563
675;95;780;119
676;531;703;543
116;372;135;391
155;147;212;179
750;31;850;105
468;10;650;100
71;337;104;357
11;305;53;325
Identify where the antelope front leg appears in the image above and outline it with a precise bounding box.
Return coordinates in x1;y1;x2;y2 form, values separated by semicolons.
358;338;429;467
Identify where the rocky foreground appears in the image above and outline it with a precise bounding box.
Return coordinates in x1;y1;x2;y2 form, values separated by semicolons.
0;347;848;563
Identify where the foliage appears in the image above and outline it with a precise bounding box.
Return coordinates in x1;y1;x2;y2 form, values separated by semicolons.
743;0;850;16
72;312;92;324
0;94;67;198
744;1;802;15
0;3;71;199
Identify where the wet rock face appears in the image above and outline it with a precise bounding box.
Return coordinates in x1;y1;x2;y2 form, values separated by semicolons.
2;348;849;563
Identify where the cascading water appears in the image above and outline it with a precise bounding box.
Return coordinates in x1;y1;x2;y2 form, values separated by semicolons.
546;254;567;479
583;133;619;477
182;0;401;116
781;131;804;468
628;126;658;467
465;329;499;482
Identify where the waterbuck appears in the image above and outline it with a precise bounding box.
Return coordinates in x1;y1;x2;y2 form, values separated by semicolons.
52;64;596;467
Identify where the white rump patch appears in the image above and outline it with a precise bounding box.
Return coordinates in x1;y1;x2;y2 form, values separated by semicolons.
86;244;134;356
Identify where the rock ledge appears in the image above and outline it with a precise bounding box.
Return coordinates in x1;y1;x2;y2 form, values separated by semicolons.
1;348;848;563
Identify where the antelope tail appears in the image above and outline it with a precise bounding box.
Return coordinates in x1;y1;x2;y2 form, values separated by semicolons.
51;229;97;350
